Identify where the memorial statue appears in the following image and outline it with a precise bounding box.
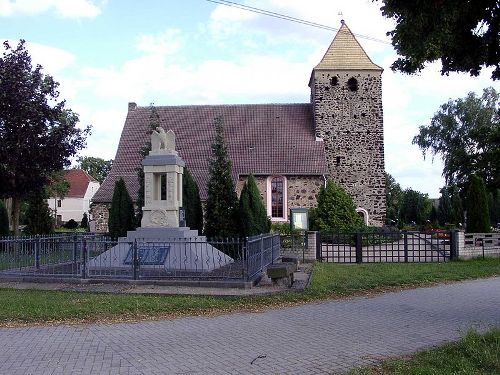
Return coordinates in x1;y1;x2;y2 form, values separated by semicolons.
151;126;175;152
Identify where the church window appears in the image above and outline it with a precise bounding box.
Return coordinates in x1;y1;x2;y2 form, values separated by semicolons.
267;176;287;220
271;177;284;218
347;77;358;92
330;76;339;86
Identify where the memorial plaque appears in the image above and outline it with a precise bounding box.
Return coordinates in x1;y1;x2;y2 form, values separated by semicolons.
124;244;170;265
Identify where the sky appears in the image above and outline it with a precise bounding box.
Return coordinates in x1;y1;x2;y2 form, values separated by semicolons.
1;0;498;198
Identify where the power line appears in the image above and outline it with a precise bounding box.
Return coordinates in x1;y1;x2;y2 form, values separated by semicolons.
205;0;391;45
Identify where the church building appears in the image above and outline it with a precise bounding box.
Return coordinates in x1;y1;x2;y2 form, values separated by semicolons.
91;21;386;232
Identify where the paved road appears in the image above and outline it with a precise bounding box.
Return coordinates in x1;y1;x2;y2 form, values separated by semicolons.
1;277;499;375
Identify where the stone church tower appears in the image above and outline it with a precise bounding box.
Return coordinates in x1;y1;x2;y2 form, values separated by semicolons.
310;21;386;226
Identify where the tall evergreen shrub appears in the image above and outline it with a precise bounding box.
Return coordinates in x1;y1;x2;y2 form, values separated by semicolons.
465;175;490;232
312;180;363;232
80;212;89;229
204;116;239;237
182;168;203;232
108;178;135;239
239;174;270;237
25;192;53;235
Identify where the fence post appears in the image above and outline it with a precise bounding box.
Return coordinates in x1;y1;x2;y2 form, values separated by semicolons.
81;238;87;279
73;234;78;265
316;232;322;261
260;235;264;272
35;235;41;270
133;240;138;280
244;237;249;281
355;232;362;263
403;231;408;263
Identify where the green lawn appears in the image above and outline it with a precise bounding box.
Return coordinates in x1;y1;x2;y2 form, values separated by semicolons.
350;329;500;374
0;257;498;325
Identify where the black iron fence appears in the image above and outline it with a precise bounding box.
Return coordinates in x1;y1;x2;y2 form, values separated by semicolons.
0;233;280;283
317;231;457;263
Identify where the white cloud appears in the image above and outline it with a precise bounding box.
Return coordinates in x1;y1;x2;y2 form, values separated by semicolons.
0;0;103;18
136;29;184;56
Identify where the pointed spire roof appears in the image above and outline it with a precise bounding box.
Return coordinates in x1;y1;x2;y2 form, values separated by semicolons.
314;20;382;71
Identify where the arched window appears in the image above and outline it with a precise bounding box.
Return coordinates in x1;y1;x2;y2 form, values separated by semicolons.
356;208;369;225
271;177;284;218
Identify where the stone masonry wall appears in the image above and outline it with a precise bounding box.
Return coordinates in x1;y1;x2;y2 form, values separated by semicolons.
312;70;386;225
90;203;110;233
237;175;323;213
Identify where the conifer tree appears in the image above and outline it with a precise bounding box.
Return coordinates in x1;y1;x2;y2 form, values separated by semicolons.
108;178;135;239
0;200;9;236
80;212;89;229
465;175;490;233
204;116;239;237
182;168;203;232
239;174;270;237
25;192;53;235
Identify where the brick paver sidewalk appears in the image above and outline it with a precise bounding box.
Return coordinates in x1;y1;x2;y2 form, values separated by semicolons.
1;277;499;374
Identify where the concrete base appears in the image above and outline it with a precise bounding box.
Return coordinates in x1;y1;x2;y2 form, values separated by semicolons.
88;227;233;272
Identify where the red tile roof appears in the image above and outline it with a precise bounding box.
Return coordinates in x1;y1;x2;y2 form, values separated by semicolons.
65;169;97;198
92;103;327;203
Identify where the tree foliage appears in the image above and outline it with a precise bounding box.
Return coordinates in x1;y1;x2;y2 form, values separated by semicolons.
399;188;432;226
465;175;490;233
77;156;113;183
80;212;89;229
108;178;135;239
438;185;463;226
312;180;363;232
238;174;270;237
385;173;403;225
0;200;9;236
413;87;499;191
182;168;203;232
487;190;500;227
377;0;500;80
0;40;90;235
204;116;239;238
24;192;53;235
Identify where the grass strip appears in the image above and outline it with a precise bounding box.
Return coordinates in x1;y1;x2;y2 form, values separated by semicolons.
350;329;500;374
0;257;498;325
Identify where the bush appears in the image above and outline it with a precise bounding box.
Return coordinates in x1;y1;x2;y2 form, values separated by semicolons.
63;219;78;229
0;201;9;236
108;178;135;239
238;174;270;237
312;180;363;232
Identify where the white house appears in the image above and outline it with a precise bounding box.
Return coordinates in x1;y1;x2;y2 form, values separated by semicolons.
48;169;100;224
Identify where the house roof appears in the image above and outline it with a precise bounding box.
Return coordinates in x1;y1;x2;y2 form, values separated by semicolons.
65;169;97;198
314;21;383;71
92;103;327;203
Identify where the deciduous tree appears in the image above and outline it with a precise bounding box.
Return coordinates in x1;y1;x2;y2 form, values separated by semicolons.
413;87;499;191
77;156;113;183
376;0;500;79
0;40;90;235
0;200;9;236
399;188;432;226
